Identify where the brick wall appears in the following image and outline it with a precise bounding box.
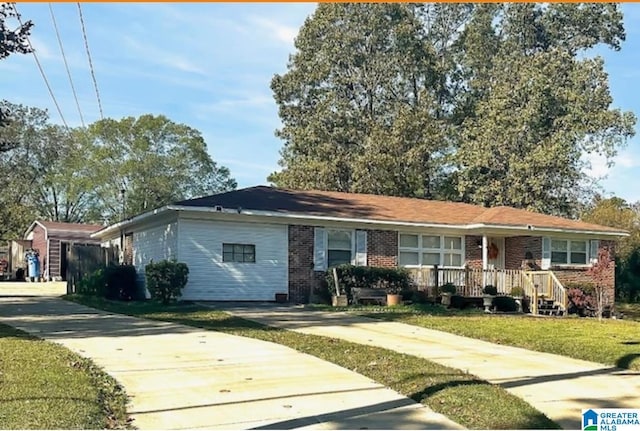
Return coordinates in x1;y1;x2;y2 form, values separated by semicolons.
367;229;397;268
505;236;542;270
553;240;616;305
465;236;483;269
288;225;324;304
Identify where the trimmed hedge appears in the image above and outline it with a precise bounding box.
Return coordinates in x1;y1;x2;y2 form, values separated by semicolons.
77;265;140;301
325;265;413;303
145;259;189;304
493;295;518;312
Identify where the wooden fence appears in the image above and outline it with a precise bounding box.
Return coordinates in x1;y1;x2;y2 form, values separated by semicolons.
66;245;118;294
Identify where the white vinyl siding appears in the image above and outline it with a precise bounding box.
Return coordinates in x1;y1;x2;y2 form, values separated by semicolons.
178;219;287;301
133;221;178;294
398;234;464;268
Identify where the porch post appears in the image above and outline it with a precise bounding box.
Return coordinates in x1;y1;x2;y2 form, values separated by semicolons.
482;235;488;270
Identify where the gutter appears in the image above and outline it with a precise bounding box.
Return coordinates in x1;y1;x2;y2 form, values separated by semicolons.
92;204;628;239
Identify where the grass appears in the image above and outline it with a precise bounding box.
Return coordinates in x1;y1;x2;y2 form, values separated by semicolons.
0;323;130;430
329;303;640;371
66;295;558;430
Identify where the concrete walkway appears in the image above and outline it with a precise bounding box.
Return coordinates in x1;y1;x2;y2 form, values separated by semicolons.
219;305;640;430
0;297;461;430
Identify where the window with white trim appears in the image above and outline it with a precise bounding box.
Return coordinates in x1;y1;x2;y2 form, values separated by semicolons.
398;234;464;267
327;230;353;268
551;239;588;265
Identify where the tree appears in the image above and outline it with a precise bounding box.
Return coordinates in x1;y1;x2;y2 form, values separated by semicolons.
87;115;236;222
270;3;461;198
587;246;614;321
0;102;52;239
270;3;636;216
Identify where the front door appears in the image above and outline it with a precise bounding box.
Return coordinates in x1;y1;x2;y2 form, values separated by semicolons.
486;237;505;270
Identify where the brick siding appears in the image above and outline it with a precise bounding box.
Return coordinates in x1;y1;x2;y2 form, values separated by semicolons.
465;236;483;269
504;236;542;270
367;229;397;267
288;225;323;304
553;240;616;305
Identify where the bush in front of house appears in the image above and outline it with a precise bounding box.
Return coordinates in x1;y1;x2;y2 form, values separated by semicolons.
325;265;413;304
145;259;189;304
450;294;466;309
77;268;107;297
492;295;518;312
566;282;597;316
104;265;139;301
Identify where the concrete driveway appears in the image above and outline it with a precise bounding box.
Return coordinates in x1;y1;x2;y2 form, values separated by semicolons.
0;297;461;430
218;305;640;430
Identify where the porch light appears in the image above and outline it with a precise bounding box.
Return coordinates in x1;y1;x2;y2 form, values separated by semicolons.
476;239;482;249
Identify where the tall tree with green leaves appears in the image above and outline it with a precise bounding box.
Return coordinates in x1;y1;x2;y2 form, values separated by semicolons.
271;3;635;216
87;114;236;222
456;3;635;216
270;3;467;198
0;102;52;239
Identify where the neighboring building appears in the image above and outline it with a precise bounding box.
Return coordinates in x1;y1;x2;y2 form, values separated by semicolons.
92;186;627;307
24;220;104;281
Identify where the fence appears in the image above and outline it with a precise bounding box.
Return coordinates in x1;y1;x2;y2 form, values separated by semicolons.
66;245;118;294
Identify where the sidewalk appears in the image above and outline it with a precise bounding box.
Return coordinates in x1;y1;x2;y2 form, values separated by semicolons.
219;305;640;430
0;296;462;430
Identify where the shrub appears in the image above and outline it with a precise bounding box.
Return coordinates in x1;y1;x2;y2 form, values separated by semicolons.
411;290;429;304
450;294;467;309
104;265;139;301
77;268;106;297
566;282;597;316
440;283;457;294
483;285;498;295
145;259;189;304
493;295;518;312
325;265;413;303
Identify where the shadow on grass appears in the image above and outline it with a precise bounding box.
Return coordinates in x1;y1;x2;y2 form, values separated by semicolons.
616;353;640;369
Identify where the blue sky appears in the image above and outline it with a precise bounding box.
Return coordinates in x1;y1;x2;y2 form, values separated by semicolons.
2;3;640;204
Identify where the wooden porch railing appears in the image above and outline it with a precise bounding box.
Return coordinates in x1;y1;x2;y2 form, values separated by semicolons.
407;266;567;314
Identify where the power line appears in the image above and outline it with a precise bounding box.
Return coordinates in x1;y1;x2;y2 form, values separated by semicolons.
49;3;85;128
12;3;69;129
77;2;104;120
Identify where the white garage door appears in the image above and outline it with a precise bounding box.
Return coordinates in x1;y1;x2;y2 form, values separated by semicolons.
178;219;288;301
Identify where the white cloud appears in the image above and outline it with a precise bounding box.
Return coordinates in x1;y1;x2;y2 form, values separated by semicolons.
248;16;299;45
28;35;56;61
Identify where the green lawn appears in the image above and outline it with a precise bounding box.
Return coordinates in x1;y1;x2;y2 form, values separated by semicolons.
332;304;640;371
66;295;558;430
0;323;130;430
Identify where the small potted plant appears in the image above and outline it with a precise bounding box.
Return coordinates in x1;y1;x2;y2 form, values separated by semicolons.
386;284;403;306
440;282;457;307
510;286;524;312
482;285;498;312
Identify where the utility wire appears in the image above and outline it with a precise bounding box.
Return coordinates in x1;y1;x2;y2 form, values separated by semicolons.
12;3;69;129
77;2;104;120
49;3;85;128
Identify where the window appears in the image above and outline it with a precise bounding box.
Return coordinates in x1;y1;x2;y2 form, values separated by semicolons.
327;230;352;267
550;239;588;265
222;243;255;263
398;234;464;268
